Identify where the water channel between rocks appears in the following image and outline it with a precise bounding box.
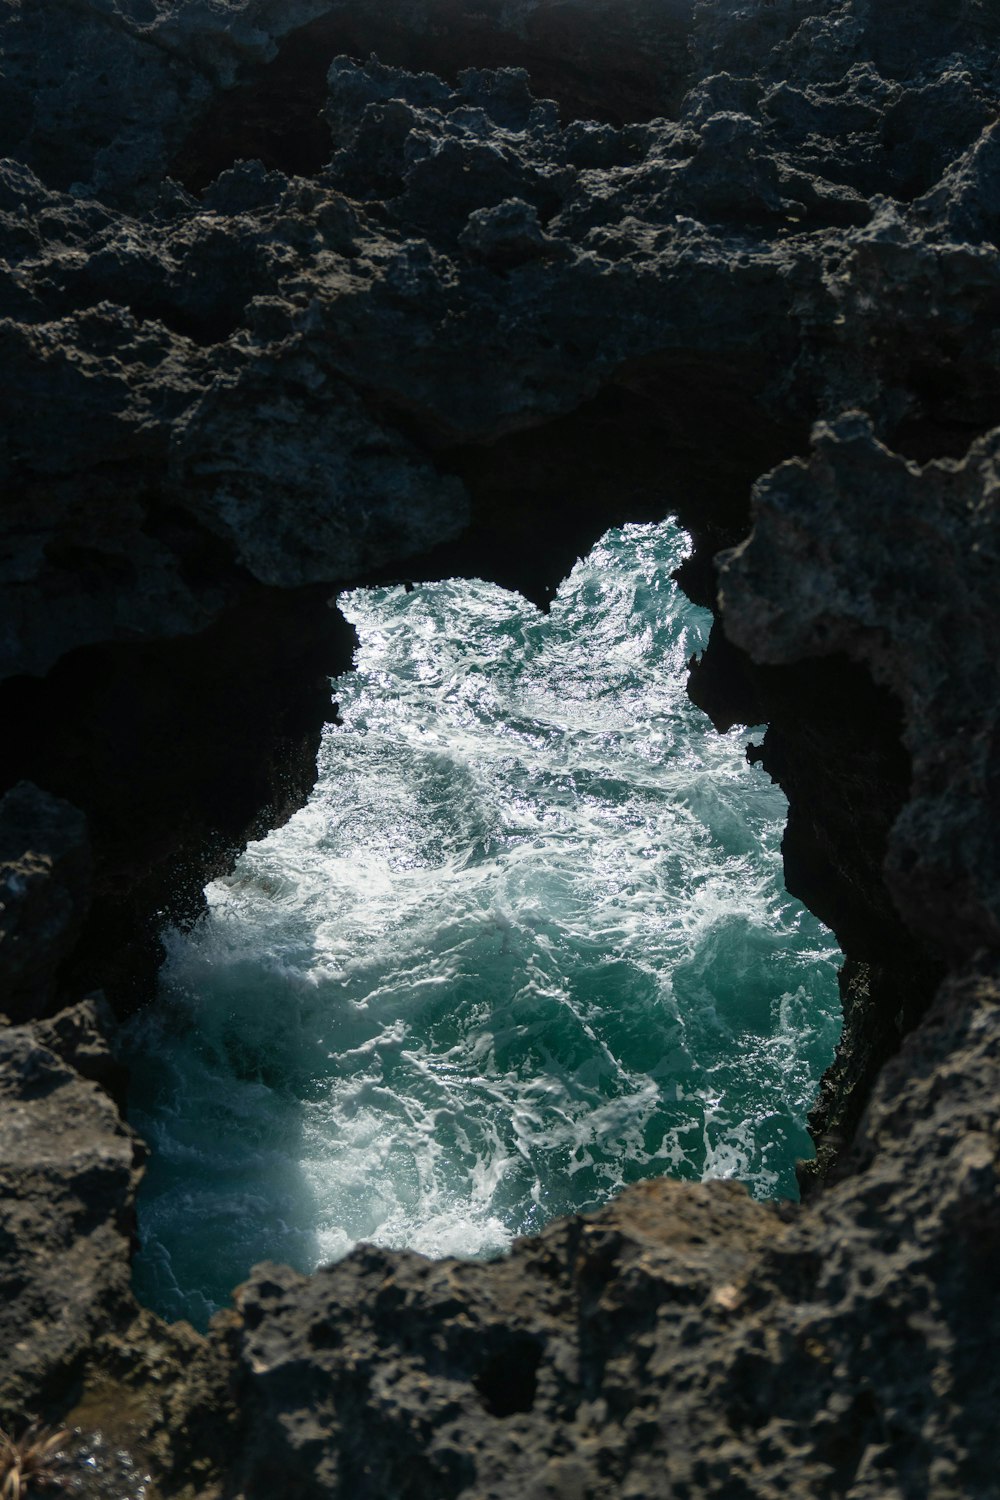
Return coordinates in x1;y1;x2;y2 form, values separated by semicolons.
123;520;842;1328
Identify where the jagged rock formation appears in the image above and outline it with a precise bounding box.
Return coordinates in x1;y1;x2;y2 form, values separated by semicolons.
214;965;1000;1500
1;0;998;1495
0;1000;141;1415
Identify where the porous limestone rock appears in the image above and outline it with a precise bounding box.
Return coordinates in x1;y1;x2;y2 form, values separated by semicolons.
720;413;1000;964
1;1;999;1495
0;1006;142;1421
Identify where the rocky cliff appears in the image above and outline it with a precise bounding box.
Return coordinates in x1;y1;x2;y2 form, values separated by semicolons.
0;1;997;1495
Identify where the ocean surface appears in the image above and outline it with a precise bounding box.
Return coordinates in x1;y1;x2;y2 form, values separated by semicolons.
124;521;842;1328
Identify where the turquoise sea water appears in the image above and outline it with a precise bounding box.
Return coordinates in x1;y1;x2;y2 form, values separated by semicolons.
125;521;842;1328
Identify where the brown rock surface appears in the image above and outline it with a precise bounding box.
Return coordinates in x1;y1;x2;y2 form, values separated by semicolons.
0;1003;142;1418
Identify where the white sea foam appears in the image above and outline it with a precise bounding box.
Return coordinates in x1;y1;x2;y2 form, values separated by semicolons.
125;520;841;1326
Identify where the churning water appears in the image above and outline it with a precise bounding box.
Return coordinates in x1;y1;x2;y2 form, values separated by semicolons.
125;521;841;1328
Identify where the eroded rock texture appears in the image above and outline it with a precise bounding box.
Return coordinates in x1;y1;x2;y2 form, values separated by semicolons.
1;0;999;1495
0;1001;142;1414
213;965;1000;1500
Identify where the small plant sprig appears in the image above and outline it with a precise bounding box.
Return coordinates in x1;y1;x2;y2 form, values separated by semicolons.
0;1424;69;1499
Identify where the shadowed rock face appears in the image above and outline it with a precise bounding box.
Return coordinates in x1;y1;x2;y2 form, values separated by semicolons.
721;415;1000;968
1;0;999;1495
0;588;357;1007
0;783;92;1022
170;0;698;189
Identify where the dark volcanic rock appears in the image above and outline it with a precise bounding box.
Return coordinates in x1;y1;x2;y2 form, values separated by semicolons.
7;28;1000;677
225;1179;778;1499
0;1005;142;1421
720;413;1000;965
24;0;1000;1002
2;0;1000;1495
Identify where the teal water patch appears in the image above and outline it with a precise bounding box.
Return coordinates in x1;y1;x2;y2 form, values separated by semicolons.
124;521;842;1328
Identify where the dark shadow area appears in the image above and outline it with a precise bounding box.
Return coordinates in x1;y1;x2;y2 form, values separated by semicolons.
475;1336;543;1417
171;0;695;192
889;340;1000;462
690;629;945;1187
0;586;356;1010
370;355;810;610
